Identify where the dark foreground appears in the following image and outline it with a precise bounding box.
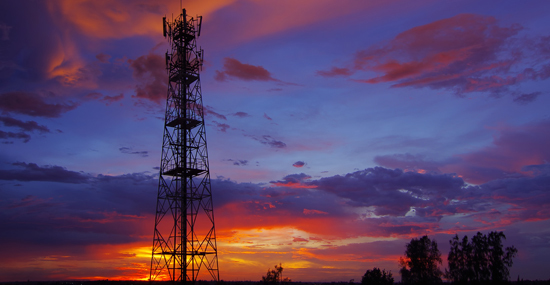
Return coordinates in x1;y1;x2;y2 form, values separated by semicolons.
1;281;550;285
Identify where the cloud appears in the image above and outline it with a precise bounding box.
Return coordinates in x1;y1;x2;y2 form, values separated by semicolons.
0;162;90;183
320;14;550;99
248;135;287;148
2;160;549;282
212;120;230;132
311;167;466;217
204;105;227;120
233;111;250;118
513;92;542;104
264;113;273;121
129;53;167;103
119;147;148;158
0;91;78;117
101;93;124;105
0;130;31;143
374;153;446;174
293;237;309;243
225;159;249;166
317;67;352;77
293;161;306;168
215;58;279;82
96;53;111;63
375;119;550;184
303;209;328;215
0;116;50;133
270;173;313;188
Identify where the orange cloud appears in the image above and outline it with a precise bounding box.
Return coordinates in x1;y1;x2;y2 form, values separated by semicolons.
47;0;235;39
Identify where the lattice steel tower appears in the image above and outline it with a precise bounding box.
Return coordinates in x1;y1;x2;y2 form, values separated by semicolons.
150;9;219;283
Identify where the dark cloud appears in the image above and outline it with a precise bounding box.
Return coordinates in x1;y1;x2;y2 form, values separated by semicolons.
522;163;550;176
96;53;111;63
204;105;227;120
0;162;90;183
1;161;548;266
263;113;273;121
215;57;278;82
100;93;124;105
293;237;309;243
249;135;287;148
0;130;30;143
311;167;466;217
212;120;230;132
83;92;103;101
0;91;78;117
225;159;249;166
0;116;50;133
233;111;250;118
513;92;541;104
0;170;156;255
129;53;168;103
293;161;306;168
119;147;148;157
270;173;312;187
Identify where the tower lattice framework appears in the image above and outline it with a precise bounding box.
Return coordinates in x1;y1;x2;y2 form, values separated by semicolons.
150;9;219;283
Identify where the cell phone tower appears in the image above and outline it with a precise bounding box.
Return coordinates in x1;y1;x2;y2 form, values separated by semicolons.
150;9;219;283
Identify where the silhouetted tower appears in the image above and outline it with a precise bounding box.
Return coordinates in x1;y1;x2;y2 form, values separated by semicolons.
150;9;219;283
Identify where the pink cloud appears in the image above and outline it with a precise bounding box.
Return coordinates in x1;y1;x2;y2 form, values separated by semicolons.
303;209;328;215
215;58;278;82
128;53;167;103
321;14;550;101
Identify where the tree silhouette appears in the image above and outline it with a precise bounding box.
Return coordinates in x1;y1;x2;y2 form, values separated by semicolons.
399;235;442;285
362;267;394;285
262;263;291;284
446;231;518;284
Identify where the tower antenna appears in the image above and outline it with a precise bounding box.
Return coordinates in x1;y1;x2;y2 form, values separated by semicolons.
149;9;219;284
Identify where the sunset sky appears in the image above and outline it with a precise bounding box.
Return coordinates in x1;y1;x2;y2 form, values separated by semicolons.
1;0;550;282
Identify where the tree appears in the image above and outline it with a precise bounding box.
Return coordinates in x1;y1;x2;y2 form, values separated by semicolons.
445;231;518;284
399;235;442;285
446;235;473;284
262;263;291;284
361;267;394;285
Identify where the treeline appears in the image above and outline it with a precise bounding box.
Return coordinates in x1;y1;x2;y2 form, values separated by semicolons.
360;231;519;285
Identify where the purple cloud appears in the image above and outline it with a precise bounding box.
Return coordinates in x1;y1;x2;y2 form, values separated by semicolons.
249;135;286;148
119;147;148;157
129;53;167;103
293;161;306;168
0;116;50;133
233;111;250;118
0;92;78;117
0;162;90;183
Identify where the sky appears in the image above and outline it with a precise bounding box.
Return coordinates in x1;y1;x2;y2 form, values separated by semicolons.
1;0;550;282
